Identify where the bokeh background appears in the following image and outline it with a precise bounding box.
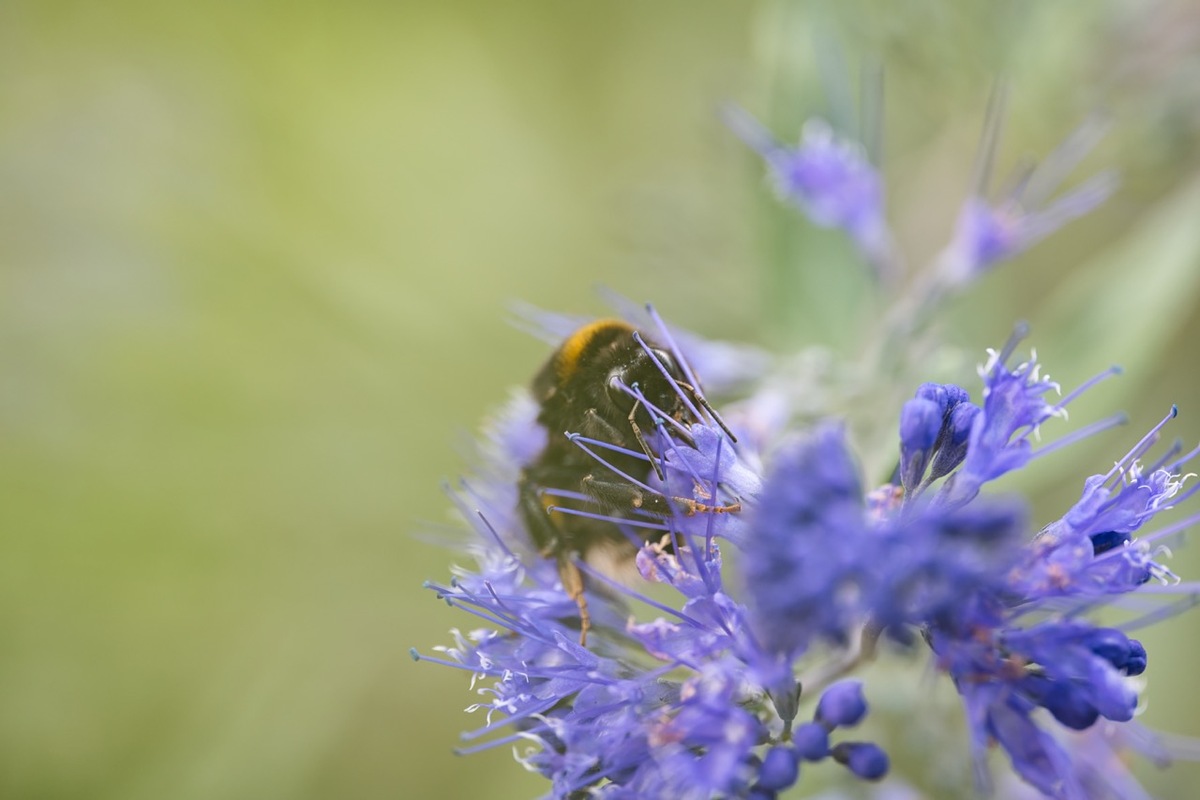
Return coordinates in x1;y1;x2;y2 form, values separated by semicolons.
3;1;1200;798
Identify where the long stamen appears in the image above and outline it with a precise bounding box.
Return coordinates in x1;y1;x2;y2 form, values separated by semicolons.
1033;412;1127;459
409;648;490;673
482;581;525;625
566;432;658;492
459;701;559;742
536;487;592;503
455;731;538;756
642;307;738;441
860;59;884;167
1020;172;1118;241
1093;510;1200;563
475;511;517;560
1021;113;1110;208
435;586;527;633
1055;365;1123;410
993;320;1031;378
972;79;1007;198
574;559;704;628
1119;594;1200;633
544;505;670;531
685;384;739;442
618;382;694;441
1167;479;1200;508
564;432;650;462
1104;406;1178;486
1168;440;1200;473
1146;439;1185;474
645;303;701;391
1133;581;1200;596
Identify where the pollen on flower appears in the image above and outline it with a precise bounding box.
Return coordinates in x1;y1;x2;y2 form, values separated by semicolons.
1047;563;1072;590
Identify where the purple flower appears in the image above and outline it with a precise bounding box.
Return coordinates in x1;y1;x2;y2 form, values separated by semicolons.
899;383;979;493
743;423;1026;651
868;499;1025;636
412;36;1200;795
793;723;831;761
1010;408;1191;601
898;397;942;492
756;745;801;791
815;680;868;728
742;423;869;654
833;742;890;781
939;327;1065;506
723;105;893;271
420;316;1200;799
938;109;1117;285
416;338;794;797
938;327;1125;508
933;620;1148;799
912;353;1200;795
632;660;768;798
995;719;1194;800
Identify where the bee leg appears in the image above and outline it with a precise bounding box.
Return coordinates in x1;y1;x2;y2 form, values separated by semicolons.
580;406;663;480
580;475;741;518
518;475;563;557
579;473;674;550
519;475;592;644
580;475;740;554
558;555;591;646
580;473;649;513
627;400;666;481
581;408;624;442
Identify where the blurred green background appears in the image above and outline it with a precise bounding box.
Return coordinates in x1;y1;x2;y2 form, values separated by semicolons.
2;1;1200;798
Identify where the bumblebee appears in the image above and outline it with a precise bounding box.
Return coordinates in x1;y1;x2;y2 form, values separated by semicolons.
518;318;738;644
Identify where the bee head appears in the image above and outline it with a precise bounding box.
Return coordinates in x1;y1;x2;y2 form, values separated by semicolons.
603;345;689;425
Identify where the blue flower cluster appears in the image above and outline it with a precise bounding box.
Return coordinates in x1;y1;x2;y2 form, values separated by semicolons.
417;364;902;797
415;100;1200;799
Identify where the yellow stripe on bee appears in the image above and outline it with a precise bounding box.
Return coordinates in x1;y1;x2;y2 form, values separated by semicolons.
555;319;634;382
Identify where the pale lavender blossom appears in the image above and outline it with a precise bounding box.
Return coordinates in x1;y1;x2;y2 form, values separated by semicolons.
937;93;1117;285
722;105;894;274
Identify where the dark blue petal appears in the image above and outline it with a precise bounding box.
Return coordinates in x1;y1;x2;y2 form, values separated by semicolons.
792;723;830;761
900;398;942;490
832;742;890;781
816;680;868;728
743;424;866;654
1125;640;1148;676
756;746;800;791
928;402;980;481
